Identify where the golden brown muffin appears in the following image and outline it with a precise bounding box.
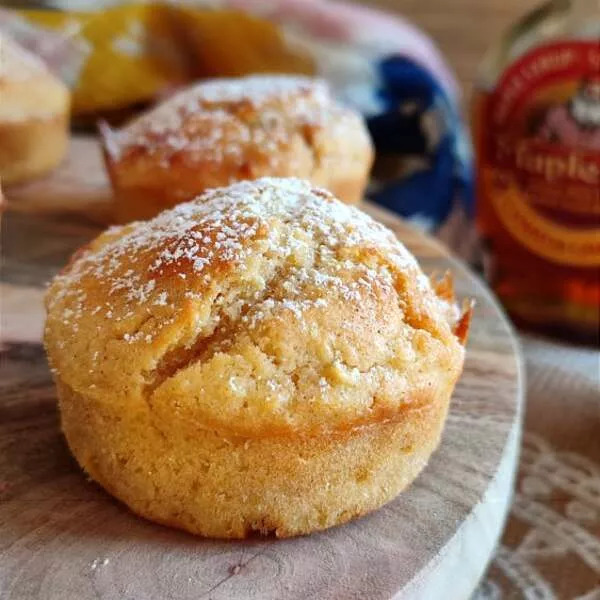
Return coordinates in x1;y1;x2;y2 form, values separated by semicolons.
100;75;373;222
45;178;470;538
0;34;70;185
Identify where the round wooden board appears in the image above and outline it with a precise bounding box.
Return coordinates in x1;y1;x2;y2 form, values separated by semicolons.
0;138;523;600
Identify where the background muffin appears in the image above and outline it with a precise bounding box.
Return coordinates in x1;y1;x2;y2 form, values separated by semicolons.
101;75;373;222
0;33;70;184
45;178;470;538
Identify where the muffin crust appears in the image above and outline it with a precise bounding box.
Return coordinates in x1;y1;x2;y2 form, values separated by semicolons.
45;178;470;537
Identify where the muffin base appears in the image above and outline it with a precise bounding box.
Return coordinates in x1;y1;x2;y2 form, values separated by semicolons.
326;175;367;206
58;380;450;538
112;173;367;223
0;115;68;185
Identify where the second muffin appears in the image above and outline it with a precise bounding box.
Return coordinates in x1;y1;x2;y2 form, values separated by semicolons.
101;75;374;222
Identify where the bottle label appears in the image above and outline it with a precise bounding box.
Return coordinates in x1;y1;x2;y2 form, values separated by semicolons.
480;41;600;266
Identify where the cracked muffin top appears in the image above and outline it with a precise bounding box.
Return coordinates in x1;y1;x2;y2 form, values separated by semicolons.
44;178;468;438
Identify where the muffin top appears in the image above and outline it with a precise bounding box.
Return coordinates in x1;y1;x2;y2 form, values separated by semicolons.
0;33;69;121
0;33;47;81
45;178;466;437
101;75;371;173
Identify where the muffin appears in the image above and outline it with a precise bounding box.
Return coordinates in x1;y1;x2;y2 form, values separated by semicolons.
0;34;70;185
100;75;373;222
44;178;470;538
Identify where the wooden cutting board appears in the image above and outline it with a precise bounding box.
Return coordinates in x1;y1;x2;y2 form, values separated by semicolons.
1;137;523;600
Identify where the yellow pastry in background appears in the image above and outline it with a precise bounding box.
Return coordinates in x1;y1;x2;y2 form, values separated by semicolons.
12;5;313;122
0;33;70;185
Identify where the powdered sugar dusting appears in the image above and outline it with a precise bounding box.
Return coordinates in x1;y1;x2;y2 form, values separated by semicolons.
189;75;330;106
105;75;351;162
48;178;422;347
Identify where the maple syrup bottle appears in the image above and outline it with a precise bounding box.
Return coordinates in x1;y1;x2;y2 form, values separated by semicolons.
473;0;600;343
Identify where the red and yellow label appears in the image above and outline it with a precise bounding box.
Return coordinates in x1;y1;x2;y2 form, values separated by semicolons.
477;41;600;267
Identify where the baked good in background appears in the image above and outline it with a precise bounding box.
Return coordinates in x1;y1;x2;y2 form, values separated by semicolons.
0;4;315;125
0;33;70;185
44;177;471;539
100;75;373;222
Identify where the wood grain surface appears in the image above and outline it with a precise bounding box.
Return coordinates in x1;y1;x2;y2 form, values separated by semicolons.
1;137;523;599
